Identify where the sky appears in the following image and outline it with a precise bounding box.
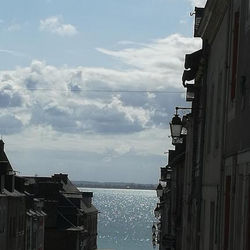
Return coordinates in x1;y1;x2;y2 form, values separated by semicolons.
0;0;206;184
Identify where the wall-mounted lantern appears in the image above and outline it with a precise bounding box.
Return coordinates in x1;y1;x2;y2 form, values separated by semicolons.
156;183;163;198
170;107;191;145
170;114;183;139
152;224;156;234
154;204;161;218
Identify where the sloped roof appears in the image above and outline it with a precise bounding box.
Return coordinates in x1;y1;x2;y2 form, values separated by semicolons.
80;200;98;214
2;188;25;197
0;140;13;173
61;178;80;193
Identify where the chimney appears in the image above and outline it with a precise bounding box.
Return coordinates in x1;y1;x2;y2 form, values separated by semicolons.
0;140;4;153
81;192;93;208
0;175;5;193
52;173;68;184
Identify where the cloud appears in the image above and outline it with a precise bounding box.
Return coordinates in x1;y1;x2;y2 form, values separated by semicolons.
0;90;23;108
7;23;21;32
0;34;201;137
40;16;78;36
97;34;201;76
0;114;23;134
188;0;207;7
0;49;27;58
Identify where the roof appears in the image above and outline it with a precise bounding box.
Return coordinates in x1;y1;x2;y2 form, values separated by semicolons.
63;193;82;199
60;178;80;193
20;174;98;214
26;209;46;217
1;188;25;197
66;226;85;232
80;200;98;214
0;140;13;173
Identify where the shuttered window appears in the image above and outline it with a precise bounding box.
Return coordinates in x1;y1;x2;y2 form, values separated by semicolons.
231;11;240;100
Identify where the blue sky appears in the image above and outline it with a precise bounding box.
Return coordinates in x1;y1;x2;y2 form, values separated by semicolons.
1;0;201;69
0;0;206;183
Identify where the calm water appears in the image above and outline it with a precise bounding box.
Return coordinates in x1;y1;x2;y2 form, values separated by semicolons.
79;188;158;250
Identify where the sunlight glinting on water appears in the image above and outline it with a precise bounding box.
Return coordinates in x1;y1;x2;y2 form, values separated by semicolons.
79;188;158;250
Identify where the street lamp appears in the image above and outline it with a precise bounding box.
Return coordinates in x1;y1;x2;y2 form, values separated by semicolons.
152;224;156;234
169;114;183;139
154;204;161;218
152;232;157;240
156;183;163;198
170;107;191;144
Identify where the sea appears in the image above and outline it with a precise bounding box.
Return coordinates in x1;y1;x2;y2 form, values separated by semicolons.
78;188;159;250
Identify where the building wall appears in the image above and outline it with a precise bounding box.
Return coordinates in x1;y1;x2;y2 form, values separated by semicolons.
45;229;78;250
225;0;250;154
197;1;250;250
6;196;26;250
181;118;194;250
200;9;229;250
0;196;8;250
25;214;45;250
158;1;250;250
222;0;250;250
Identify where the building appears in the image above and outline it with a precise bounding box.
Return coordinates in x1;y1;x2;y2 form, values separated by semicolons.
0;139;97;250
18;174;98;250
0;140;26;250
154;0;250;249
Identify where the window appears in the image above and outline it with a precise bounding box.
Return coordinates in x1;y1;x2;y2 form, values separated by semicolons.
0;210;3;233
231;11;240;100
234;175;244;249
248;0;250;21
224;176;231;250
207;82;215;154
215;72;223;149
209;202;215;250
9;217;12;237
245;176;250;250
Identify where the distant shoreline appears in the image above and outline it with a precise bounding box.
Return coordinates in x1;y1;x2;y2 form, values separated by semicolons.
73;181;156;190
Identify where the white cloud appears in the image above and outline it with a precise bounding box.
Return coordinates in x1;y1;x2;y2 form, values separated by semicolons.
0;33;203;182
188;0;207;7
0;34;201;137
7;23;21;32
0;49;28;58
97;34;201;87
0;33;200;182
40;16;78;36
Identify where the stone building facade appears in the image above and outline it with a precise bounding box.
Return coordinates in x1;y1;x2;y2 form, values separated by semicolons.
0;140;98;250
0;140;26;250
154;0;250;249
18;174;98;250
